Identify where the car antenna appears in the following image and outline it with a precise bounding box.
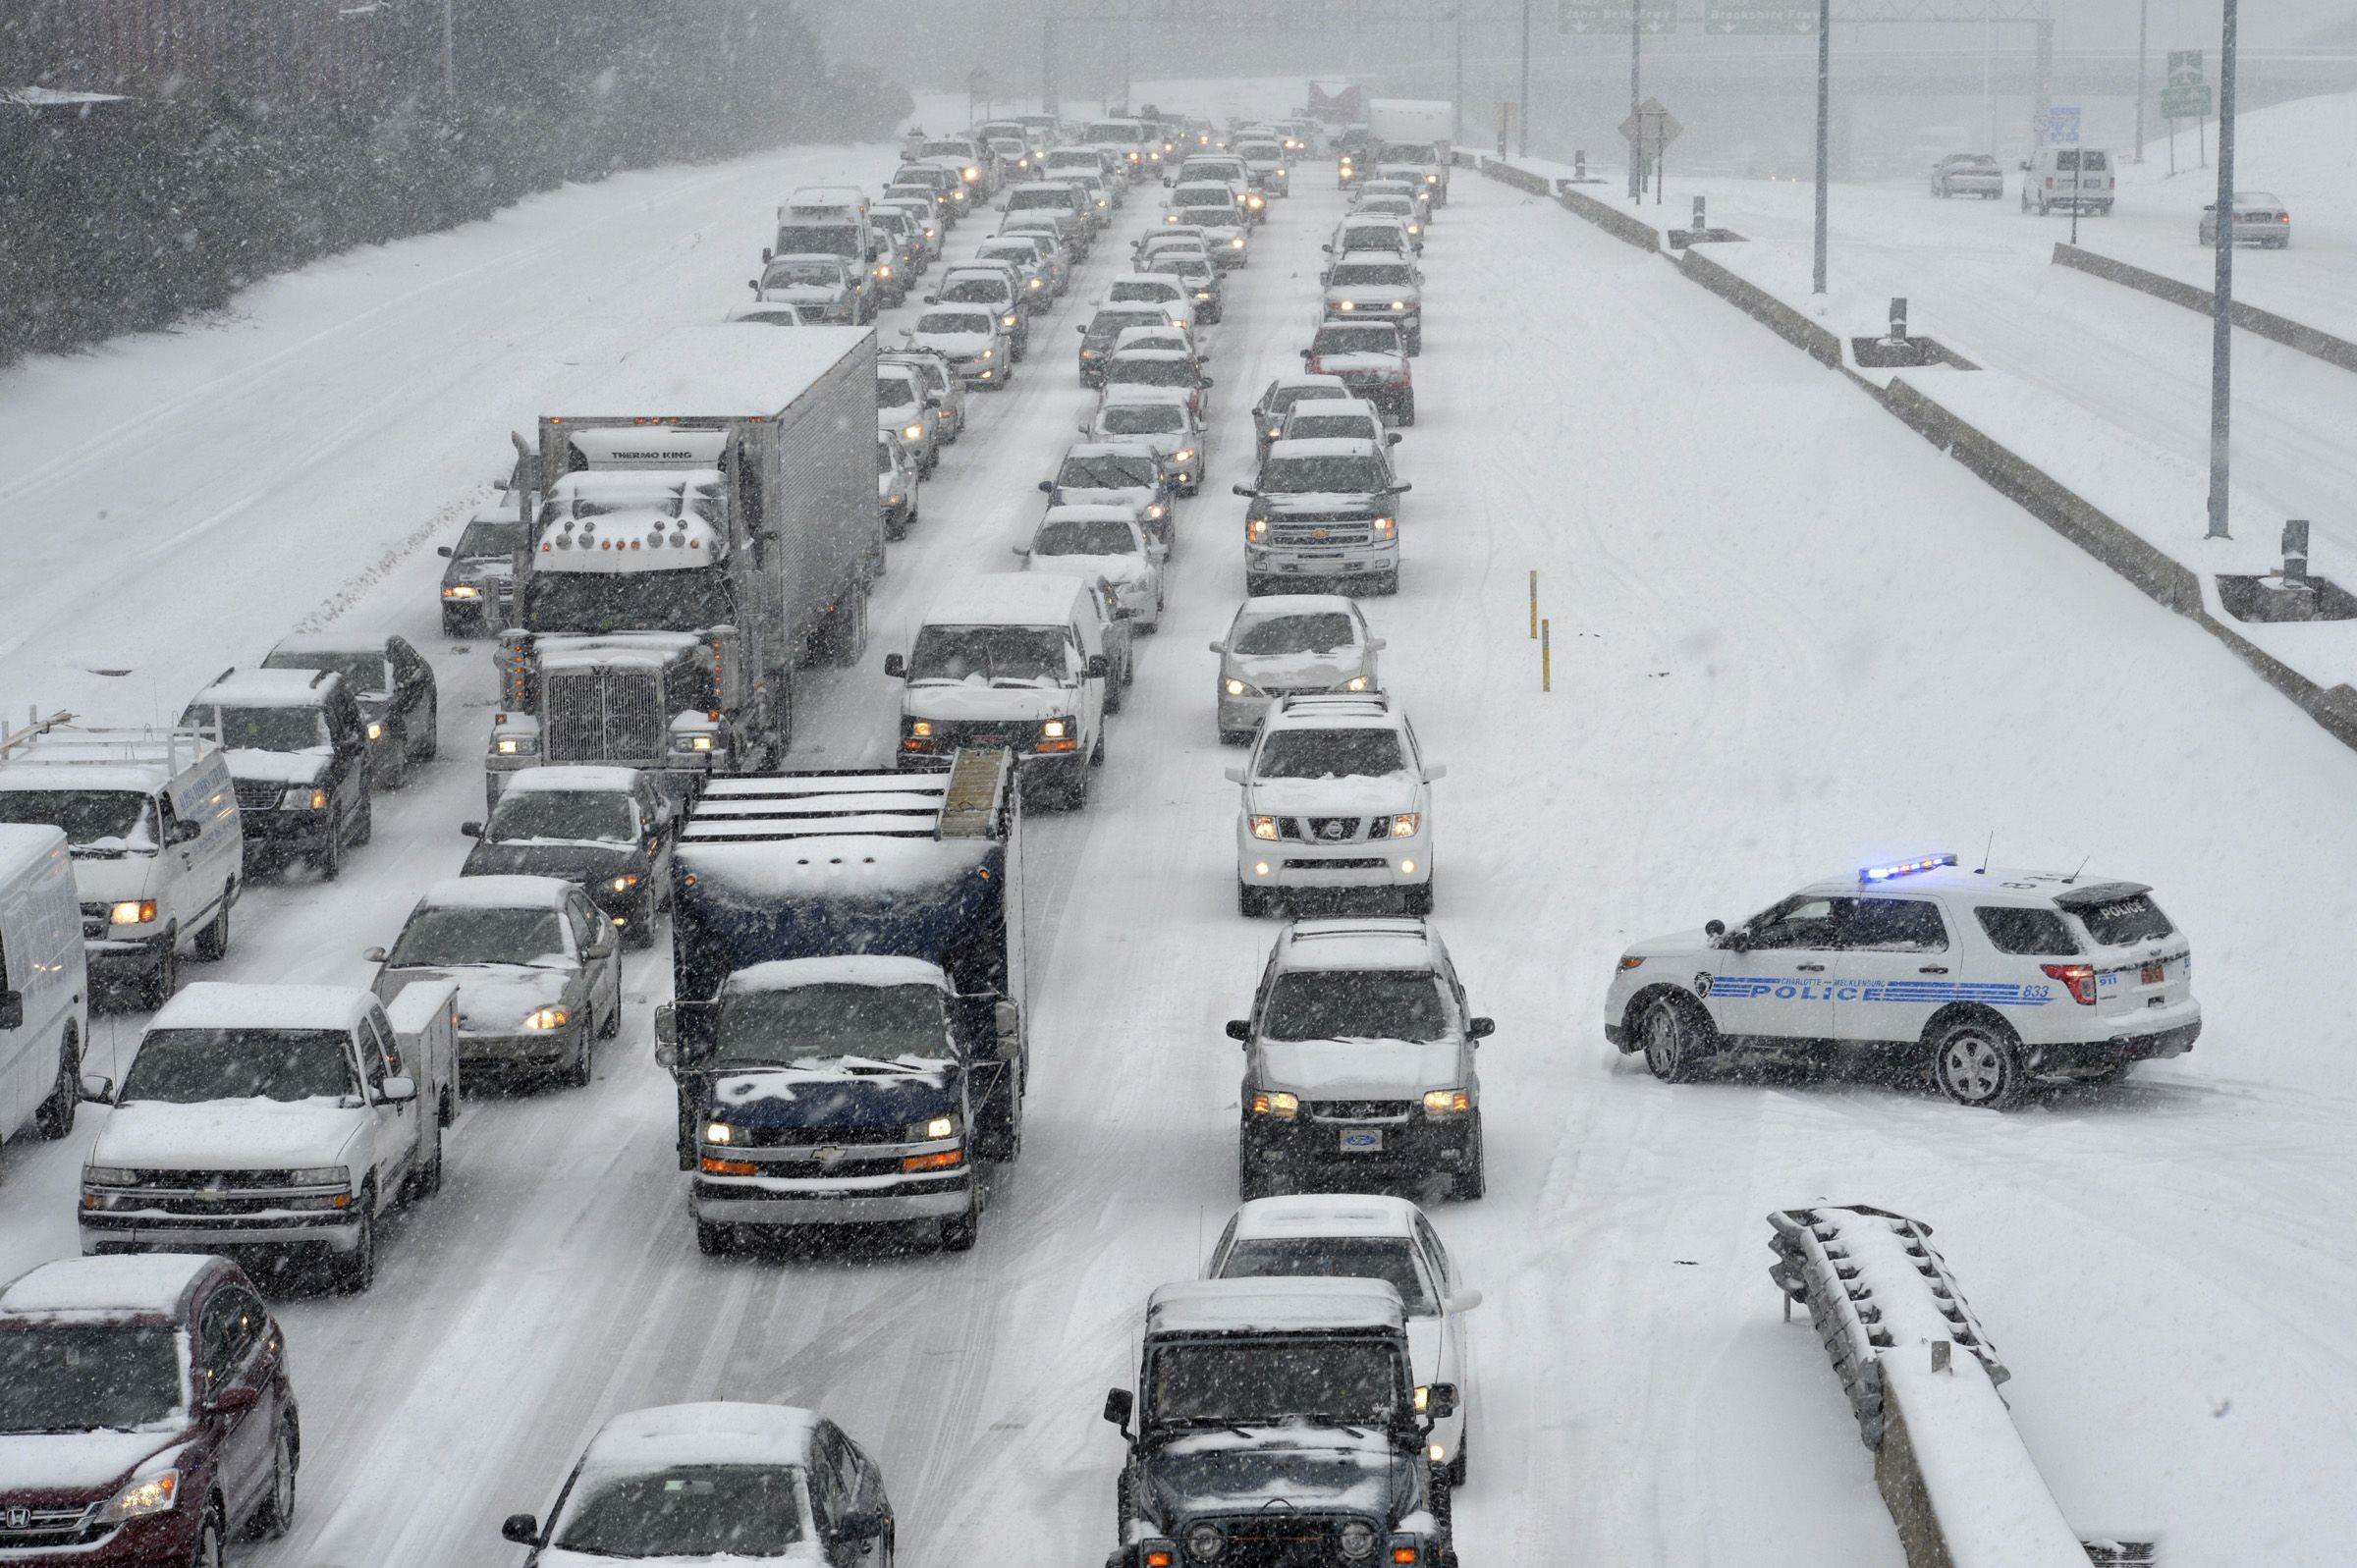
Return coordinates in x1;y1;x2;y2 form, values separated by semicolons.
1974;831;1995;875
2062;854;2091;885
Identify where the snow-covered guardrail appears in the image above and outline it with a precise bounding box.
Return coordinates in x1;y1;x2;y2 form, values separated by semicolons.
2052;243;2357;378
1767;1207;2103;1568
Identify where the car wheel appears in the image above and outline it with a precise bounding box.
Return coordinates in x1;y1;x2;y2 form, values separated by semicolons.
1641;999;1701;1084
442;609;467;637
1398;403;1416;426
1452;1113;1485;1201
193;885;233;960
247;1427;297;1540
981;1072;1023;1162
1931;1017;2026;1109
407;1116;444;1200
938;1182;981;1251
378;732;409;789
1105;672;1124;715
885;512;908;542
352;796;373;846
141;927;179;1010
1237;1143;1274;1201
1237;882;1274;917
334;1194;377;1293
1091;727;1107;769
316;814;343;881
191;1501;224;1568
695;1217;737;1257
32;1025;80;1140
564;1024;593;1090
599;989;621;1040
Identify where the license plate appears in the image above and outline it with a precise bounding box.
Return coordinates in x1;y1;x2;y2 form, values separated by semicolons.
1340;1127;1383;1153
2140;962;2165;984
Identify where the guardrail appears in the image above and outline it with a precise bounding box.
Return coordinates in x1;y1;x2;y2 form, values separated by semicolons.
2052;243;2357;377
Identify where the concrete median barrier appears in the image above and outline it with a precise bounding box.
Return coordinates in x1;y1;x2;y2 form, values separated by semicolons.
2053;243;2357;377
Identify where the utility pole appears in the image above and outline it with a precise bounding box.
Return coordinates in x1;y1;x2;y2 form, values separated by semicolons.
1453;7;1464;147
1042;15;1059;117
1518;0;1532;158
2134;0;2149;161
1626;0;1642;198
441;0;455;100
1813;0;1830;294
2207;0;2238;539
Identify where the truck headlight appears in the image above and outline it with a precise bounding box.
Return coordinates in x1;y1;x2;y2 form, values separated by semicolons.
704;1121;736;1145
523;1007;569;1031
1392;300;1410;310
903;423;925;440
1373;516;1396;537
909;721;934;738
1186;1524;1227;1561
494;734;535;756
687;734;714;752
1390;814;1420;838
1173;449;1196;463
1246;517;1267;541
110;899;158;925
103;1470;181;1522
1423;1088;1471;1114
287;1166;349;1185
1042;719;1068;739
1249;1090;1298;1118
909;1113;959;1141
442;583;479;600
1337;299;1356;311
366;721;384;740
1337;1524;1377;1560
82;1165;137;1186
1249;815;1280;840
282;785;329;810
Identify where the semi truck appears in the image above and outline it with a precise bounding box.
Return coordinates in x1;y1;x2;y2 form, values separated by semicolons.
1368;99;1454;205
655;750;1030;1253
489;324;881;810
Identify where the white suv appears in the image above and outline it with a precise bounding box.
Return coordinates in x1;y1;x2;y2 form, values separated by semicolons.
1225;693;1441;916
1604;854;2200;1108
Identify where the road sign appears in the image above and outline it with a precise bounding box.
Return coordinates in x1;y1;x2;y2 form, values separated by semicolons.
2166;49;2204;89
1561;0;1675;35
2162;84;2213;119
1703;0;1816;34
2047;105;2081;145
1618;97;1683;154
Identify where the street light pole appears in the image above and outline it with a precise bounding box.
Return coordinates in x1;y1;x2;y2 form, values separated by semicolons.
1813;0;1830;294
1453;7;1464;147
1627;0;1642;198
1518;0;1532;158
2207;0;2238;539
2134;0;2148;161
441;0;455;100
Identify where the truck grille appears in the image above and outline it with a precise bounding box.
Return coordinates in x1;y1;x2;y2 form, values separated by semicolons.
1271;521;1374;548
1214;1516;1363;1568
234;779;283;811
546;667;663;761
732;1125;904;1149
1308;1100;1415;1120
1282;816;1372;843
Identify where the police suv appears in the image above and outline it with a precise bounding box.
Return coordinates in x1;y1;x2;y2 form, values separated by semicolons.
1604;854;2200;1108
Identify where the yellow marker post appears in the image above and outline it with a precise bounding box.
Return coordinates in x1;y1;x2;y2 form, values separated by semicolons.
1528;569;1538;638
1541;619;1553;691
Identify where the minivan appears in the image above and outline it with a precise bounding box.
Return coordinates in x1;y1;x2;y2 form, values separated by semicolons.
885;573;1115;810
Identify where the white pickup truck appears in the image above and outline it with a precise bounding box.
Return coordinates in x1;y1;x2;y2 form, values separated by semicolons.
77;980;459;1292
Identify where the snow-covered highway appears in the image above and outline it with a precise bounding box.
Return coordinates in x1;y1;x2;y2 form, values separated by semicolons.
2;99;2355;1568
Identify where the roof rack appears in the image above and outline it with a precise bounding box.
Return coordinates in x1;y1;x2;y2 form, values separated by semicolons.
0;709;221;771
1271;691;1392;718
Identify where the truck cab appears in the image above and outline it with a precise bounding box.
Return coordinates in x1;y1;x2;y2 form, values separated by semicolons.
1103;1277;1455;1568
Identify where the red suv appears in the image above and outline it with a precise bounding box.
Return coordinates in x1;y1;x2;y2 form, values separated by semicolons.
0;1254;299;1567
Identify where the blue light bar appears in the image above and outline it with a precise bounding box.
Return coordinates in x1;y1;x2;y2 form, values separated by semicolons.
1859;853;1957;884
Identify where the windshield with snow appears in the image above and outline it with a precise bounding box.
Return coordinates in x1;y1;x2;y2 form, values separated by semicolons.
1218;1237;1436;1315
1265;970;1453;1043
553;1465;805;1558
0;1325;185;1433
1261;454;1389;493
1105;357;1196;388
1148;1339;1400;1428
1312;325;1399;355
1255;728;1406;780
917;311;993;335
1036;518;1137;556
762;261;845;290
909;624;1071;685
1101;404;1186;436
1233;612;1356;657
458;518;523;558
709;982;953;1069
0;788;157;852
262;648;389;699
389;907;572;969
122;1027;359;1103
488;790;635;845
185;704;329;753
1059;455;1159;490
774;224;859;258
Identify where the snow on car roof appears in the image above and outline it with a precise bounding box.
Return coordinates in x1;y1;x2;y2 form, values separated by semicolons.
194;667;338;707
1280;919;1438;972
1230;1194;1422;1241
150;980;373;1033
268;631;390;658
0;1253;214;1320
1265;437;1384;460
1238;593;1363;617
1793;862;2148;905
499;765;643;794
1269;374;1350;393
1066;440;1164;459
923;571;1091;625
576;1403;820;1480
0;762;167;793
1042;504;1143;524
1285;399;1384;422
552;324;871;420
723;955;951;993
1147;1276;1405;1336
416;875;579;912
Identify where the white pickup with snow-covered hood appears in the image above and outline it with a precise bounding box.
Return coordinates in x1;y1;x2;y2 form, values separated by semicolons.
78;980;458;1291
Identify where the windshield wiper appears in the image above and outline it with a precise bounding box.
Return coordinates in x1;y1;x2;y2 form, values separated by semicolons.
1305;1416;1369;1437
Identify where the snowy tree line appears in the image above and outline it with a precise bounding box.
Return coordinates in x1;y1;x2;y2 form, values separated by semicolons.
0;0;910;365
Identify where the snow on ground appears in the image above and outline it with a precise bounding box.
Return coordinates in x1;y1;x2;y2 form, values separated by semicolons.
0;87;2353;1568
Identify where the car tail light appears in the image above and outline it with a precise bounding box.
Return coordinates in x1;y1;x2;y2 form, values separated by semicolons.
2041;963;2098;1005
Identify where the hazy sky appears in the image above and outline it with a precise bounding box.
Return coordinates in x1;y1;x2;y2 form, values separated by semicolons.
2064;0;2357;51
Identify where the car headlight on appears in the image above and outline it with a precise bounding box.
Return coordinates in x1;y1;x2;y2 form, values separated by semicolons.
1174;449;1197;463
1029;277;1045;289
903;423;926;441
1042;719;1069;739
1407;223;1423;236
1249;815;1280;840
1373;516;1396;537
1337;299;1356;311
912;1113;959;1141
1223;677;1258;697
1186;1524;1227;1561
363;721;383;741
1250;1090;1299;1117
282;785;329;810
494;734;534;756
523;1006;569;1031
1390;814;1420;838
1423;1088;1472;1114
704;1121;737;1145
1230;237;1246;248
1344;676;1370;692
979;349;994;360
103;1470;181;1522
1196;291;1213;300
1146;503;1167;520
909;721;934;738
1426;173;1440;185
610;875;639;892
1392;300;1409;310
110;898;158;925
442;583;479;600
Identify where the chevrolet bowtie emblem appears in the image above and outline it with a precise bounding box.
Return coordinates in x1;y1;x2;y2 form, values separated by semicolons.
814;1145;847;1165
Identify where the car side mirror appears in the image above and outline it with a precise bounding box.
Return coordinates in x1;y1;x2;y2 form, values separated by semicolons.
501;1515;541;1546
1198;376;1214;388
584;934;616;959
1232;484;1256;497
1468;1016;1496;1039
1423;1381;1459;1420
1704;918;1727;938
1222;766;1245;784
2018;160;2030;171
1224;1019;1251;1042
460;821;483;838
1011;545;1031;558
436;545;453;558
363;946;389;963
1320;243;1333;252
1446;1288;1484;1313
1725;930;1754;953
746;280;759;295
1076;324;1089;335
207;1384;260;1415
1387;432;1402;446
1298;349;1312;360
1390;482;1412;494
1424;763;1449;783
79;1070;113;1105
884;653;907;678
1086;654;1112;679
761;246;774;263
1103;1387;1135;1433
379;1075;417;1105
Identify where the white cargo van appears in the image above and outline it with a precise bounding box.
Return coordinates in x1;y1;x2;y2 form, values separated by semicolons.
0;823;90;1146
2022;146;2113;215
0;714;243;1008
885;573;1113;809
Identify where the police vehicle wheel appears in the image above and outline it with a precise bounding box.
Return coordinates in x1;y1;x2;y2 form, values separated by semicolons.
1641;1000;1699;1084
1932;1019;2025;1108
695;1218;737;1257
194;885;232;960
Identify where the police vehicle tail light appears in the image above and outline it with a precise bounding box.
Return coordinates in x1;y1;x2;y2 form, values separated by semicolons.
2041;963;2099;1005
1859;852;1956;883
1250;1090;1298;1117
1389;814;1419;838
1422;1089;1470;1114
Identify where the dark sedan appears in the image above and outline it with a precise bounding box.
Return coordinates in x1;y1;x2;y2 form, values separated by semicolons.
461;764;675;947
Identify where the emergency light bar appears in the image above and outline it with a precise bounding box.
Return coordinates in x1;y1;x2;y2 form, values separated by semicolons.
1859;853;1957;884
